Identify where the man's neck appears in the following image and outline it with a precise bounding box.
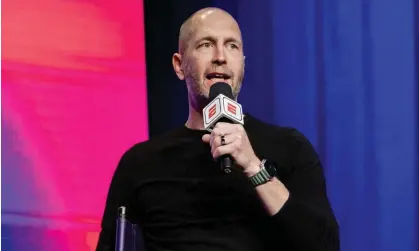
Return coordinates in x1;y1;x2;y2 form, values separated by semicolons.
185;107;205;130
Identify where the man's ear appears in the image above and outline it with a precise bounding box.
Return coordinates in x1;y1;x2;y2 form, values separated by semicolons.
172;53;184;80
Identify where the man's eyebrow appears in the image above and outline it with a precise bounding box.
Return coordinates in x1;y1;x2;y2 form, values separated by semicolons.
196;36;217;44
195;36;242;45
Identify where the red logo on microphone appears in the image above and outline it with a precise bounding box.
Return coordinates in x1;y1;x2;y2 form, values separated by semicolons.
227;103;236;115
208;104;217;119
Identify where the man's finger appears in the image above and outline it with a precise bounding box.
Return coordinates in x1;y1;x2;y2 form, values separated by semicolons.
212;133;237;148
212;144;235;159
212;124;237;136
202;134;211;143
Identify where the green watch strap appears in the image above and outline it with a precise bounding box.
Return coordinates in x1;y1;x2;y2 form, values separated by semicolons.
249;159;272;186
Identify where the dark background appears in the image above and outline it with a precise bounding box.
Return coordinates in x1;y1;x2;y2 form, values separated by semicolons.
144;0;214;136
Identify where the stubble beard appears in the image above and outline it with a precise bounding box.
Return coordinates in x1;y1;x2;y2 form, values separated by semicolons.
183;60;245;114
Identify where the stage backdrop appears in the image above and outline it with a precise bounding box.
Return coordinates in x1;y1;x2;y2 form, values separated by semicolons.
1;0;148;250
2;0;418;251
144;1;419;251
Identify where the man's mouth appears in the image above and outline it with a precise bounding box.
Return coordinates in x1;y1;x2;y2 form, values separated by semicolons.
206;72;231;81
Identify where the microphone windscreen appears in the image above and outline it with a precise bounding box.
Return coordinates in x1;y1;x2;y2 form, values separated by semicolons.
209;82;233;101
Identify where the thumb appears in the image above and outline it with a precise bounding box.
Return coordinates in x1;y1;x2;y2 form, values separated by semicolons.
202;134;211;143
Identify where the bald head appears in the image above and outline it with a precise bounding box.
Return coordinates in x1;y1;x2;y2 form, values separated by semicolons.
172;7;245;112
178;7;242;55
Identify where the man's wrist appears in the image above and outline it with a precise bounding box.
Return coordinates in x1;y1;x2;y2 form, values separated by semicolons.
247;159;280;187
243;158;261;177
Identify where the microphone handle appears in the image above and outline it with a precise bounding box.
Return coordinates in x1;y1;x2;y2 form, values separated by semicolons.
221;155;233;173
215;118;235;173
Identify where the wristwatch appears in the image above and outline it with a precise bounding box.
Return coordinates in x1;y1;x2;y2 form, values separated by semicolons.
248;159;277;187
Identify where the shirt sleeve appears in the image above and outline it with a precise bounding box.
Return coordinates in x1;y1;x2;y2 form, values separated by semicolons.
95;148;138;251
271;129;340;251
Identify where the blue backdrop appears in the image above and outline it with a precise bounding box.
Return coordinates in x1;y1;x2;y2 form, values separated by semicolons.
209;1;418;251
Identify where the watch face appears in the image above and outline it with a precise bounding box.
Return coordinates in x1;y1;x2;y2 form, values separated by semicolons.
264;160;277;177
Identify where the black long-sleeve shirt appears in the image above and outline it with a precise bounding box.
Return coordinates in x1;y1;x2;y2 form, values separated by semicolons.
96;114;339;251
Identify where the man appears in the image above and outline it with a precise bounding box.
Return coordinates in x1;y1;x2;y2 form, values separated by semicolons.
96;7;339;251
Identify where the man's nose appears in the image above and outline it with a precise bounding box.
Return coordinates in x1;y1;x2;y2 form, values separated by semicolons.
212;45;227;65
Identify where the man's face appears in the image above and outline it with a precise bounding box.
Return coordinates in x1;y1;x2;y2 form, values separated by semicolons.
182;14;245;108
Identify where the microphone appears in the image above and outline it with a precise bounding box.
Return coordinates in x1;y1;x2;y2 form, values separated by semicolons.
202;82;244;173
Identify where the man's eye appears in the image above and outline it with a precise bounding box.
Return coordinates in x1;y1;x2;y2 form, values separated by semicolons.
200;42;212;48
229;44;239;49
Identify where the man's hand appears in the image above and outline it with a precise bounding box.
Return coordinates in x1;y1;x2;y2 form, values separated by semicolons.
202;122;290;216
202;122;261;177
